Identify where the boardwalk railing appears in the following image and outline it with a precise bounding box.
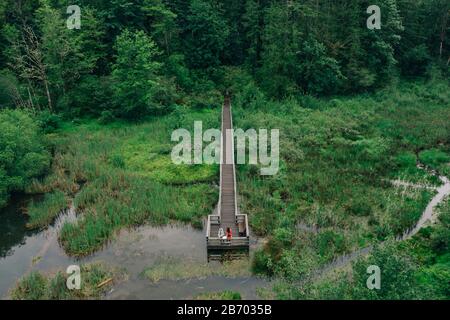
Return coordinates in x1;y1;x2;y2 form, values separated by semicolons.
206;96;249;250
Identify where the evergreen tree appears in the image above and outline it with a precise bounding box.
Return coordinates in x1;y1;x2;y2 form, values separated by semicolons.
242;0;263;73
142;0;178;55
183;0;229;69
111;29;166;118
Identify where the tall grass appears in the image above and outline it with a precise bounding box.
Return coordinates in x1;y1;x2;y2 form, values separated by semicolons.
194;291;242;300
233;79;450;279
10;263;117;300
26;191;68;229
28;109;220;256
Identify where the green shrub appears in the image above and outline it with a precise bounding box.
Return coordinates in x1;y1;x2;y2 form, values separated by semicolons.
419;149;450;169
273;227;294;246
400;45;432;77
0;109;50;208
252;250;273;276
37;110;62;133
394;152;417;168
352;244;419;300
98;110;115;124
316;231;347;258
430;202;450;254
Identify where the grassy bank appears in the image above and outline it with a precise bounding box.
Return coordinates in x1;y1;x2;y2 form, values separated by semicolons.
10;263;119;300
27;108;220;256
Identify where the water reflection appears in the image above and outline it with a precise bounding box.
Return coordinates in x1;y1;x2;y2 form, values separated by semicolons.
0;194;40;258
0;196;269;299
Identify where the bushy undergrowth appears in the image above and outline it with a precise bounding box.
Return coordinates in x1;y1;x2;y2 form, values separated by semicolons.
0;109;50;208
275;197;450;300
233;79;450;280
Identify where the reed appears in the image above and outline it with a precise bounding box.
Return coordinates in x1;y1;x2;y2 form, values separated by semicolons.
29;110;220;256
10;263;117;300
26;191;68;229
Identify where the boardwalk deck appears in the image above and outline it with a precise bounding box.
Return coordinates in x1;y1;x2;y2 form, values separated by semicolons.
206;96;249;250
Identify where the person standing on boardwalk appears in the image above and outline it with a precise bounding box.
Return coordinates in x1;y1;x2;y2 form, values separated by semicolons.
218;227;225;239
226;227;232;241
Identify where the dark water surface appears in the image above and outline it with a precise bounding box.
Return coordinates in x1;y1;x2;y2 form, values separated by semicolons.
0;198;269;299
0;194;39;258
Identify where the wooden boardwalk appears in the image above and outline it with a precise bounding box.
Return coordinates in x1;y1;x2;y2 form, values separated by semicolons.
206;96;249;250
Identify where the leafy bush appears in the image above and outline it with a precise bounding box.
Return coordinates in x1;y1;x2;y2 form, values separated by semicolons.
0;109;50;208
431;202;450;254
352;244;419;300
394;152;417;168
419;149;450;169
252;250;273;276
98;110;115;124
111;29;172;119
316;230;348;259
186;89;222;110
234;82;266;110
400;45;432;77
37;110;62;133
63;76;115;118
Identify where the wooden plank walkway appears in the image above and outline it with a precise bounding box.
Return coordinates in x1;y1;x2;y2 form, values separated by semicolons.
206;96;249;250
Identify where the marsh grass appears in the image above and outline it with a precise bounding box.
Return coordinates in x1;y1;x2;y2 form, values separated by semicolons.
275;198;450;299
122;147;219;184
234;79;449;279
143;256;251;283
10;262;118;300
60;177;217;255
194;291;242;300
25;191;68;229
28;109;220;256
419;149;450;176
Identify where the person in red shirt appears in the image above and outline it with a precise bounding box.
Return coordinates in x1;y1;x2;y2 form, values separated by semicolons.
226;227;232;241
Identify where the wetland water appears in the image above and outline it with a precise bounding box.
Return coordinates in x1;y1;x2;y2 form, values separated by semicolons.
3;165;446;299
0;197;269;299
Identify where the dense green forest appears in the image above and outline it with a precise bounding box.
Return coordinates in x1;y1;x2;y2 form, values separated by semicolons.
0;0;449;300
0;0;448;116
